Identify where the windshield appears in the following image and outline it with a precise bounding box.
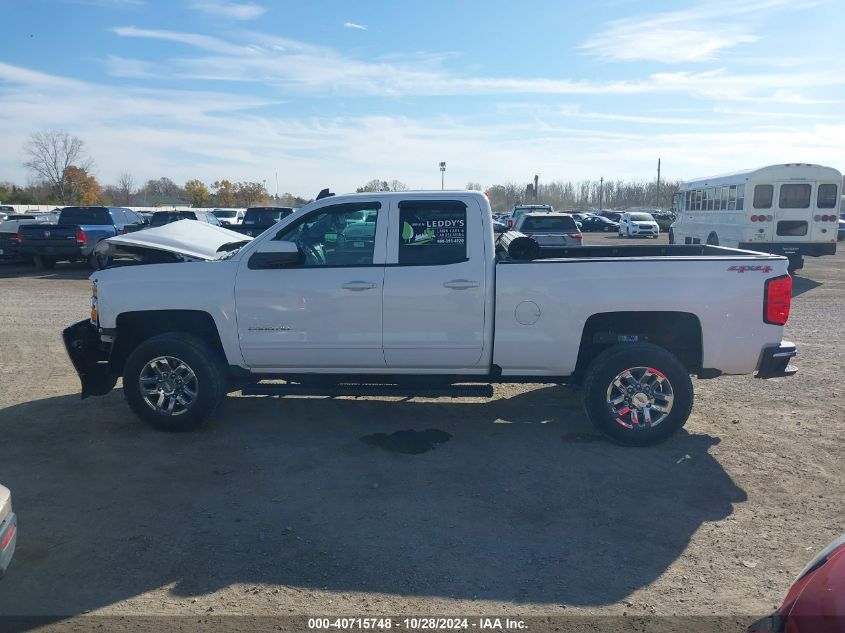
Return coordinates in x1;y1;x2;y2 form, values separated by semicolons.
213;210;238;218
629;213;655;221
244;208;294;225
59;207;112;225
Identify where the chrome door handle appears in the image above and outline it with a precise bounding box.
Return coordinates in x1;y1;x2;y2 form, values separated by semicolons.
443;279;479;290
342;281;378;291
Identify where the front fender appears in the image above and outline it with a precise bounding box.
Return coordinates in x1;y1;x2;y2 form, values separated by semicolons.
62;320;117;398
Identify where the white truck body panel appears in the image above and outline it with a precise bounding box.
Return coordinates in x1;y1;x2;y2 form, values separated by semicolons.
91;190;791;378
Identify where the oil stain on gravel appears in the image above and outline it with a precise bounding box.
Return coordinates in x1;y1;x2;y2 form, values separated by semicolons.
361;429;452;454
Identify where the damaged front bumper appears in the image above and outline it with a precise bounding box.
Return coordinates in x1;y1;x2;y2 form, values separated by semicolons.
62;320;117;398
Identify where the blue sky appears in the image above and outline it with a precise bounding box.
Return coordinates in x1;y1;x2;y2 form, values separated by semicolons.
2;0;843;195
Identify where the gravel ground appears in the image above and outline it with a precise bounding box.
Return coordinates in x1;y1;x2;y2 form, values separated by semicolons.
0;233;842;625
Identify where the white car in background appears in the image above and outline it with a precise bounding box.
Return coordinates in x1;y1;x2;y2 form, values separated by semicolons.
212;209;244;225
619;212;660;238
0;484;16;577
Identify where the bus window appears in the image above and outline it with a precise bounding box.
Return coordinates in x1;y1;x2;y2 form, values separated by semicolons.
695;190;702;211
707;188;716;211
737;184;745;210
818;184;838;209
720;187;729;210
728;186;737;210
753;185;773;209
779;183;811;209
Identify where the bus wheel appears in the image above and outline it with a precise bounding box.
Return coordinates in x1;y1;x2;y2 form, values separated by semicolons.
668;229;675;244
706;233;719;246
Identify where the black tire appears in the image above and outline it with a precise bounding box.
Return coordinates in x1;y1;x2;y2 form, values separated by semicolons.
582;343;694;446
123;333;227;432
88;251;112;270
33;255;56;270
706;233;719;246
668;229;675;244
787;256;803;274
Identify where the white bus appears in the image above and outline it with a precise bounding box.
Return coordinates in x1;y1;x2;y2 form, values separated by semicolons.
670;163;840;271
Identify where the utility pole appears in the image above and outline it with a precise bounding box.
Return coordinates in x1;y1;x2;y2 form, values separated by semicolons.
599;176;604;211
275;171;279;200
440;162;446;190
656;158;661;209
534;174;539;202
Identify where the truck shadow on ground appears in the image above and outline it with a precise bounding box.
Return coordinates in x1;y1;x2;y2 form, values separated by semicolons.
0;386;746;615
791;274;822;298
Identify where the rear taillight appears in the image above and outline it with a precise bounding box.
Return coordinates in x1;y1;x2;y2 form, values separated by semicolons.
764;275;792;325
75;228;87;245
14;229;21;243
568;232;583;239
507;219;513;229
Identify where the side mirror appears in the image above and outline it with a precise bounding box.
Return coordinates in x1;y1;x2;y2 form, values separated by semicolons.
248;240;303;270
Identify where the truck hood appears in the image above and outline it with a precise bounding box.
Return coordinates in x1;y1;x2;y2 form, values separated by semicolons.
95;220;252;261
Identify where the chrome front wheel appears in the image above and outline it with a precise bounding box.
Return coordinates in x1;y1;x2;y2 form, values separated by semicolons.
606;366;674;429
139;356;199;416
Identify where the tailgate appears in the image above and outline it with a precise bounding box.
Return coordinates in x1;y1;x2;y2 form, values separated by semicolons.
18;224;77;244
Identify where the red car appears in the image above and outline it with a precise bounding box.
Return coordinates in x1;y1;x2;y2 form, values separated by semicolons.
749;533;845;632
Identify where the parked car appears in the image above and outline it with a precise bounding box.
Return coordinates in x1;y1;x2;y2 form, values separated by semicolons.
748;532;845;633
64;191;798;447
619;212;660;238
230;206;296;237
148;210;222;228
0;484;16;578
211;209;244;225
580;215;619;232
0;206;14;222
17;206;146;269
513;212;582;247
504;204;554;229
597;210;624;223
0;215;59;261
652;212;676;231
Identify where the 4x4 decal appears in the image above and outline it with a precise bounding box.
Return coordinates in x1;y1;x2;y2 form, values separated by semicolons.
728;264;773;273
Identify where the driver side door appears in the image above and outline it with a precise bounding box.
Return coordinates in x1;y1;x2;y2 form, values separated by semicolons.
235;201;387;370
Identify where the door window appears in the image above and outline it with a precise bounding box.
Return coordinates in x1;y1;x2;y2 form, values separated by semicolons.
779;184;811;209
274;203;380;266
397;201;467;265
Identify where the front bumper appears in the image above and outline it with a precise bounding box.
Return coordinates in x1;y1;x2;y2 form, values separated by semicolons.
62;320;117;398
0;512;17;577
756;341;798;379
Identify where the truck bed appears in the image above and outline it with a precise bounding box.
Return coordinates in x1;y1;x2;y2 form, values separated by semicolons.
498;243;784;262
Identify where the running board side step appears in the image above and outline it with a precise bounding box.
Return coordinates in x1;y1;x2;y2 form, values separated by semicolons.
240;382;495;398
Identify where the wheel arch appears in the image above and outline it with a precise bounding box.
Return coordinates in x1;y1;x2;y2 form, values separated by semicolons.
572;311;703;381
110;310;226;377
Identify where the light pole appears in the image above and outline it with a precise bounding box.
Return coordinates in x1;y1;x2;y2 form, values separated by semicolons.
439;161;446;190
599;176;604;211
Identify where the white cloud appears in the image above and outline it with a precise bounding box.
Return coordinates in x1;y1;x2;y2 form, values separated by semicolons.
104;55;155;78
581;0;814;63
191;1;265;20
343;22;367;31
2;61;844;195
108;27;844;103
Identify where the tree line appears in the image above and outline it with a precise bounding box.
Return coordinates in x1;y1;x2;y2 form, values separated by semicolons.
3;130;679;214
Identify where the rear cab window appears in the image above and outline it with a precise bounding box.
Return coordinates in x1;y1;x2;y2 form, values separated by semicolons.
244;207;294;225
398;200;467;265
520;215;577;232
58;207;113;225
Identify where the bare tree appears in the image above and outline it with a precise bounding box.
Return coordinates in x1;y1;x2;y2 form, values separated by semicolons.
117;171;135;205
22;130;92;204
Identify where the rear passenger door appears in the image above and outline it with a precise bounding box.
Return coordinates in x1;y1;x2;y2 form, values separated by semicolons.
382;198;488;370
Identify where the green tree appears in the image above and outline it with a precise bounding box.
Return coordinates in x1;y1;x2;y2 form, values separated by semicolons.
212;179;236;207
233;181;267;207
184;179;210;207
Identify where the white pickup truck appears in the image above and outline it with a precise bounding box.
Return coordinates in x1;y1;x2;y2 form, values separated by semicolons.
63;191;798;446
